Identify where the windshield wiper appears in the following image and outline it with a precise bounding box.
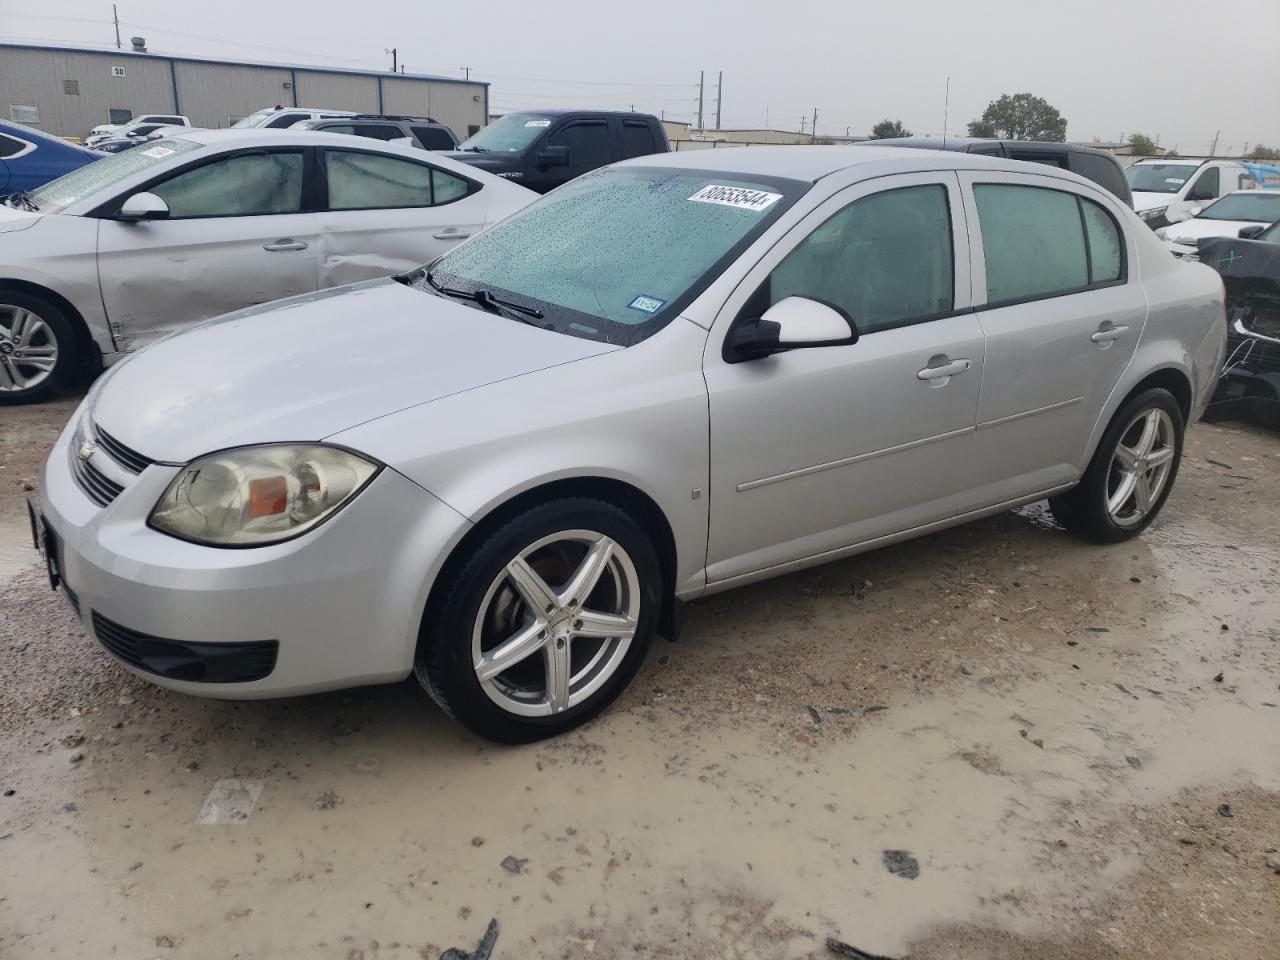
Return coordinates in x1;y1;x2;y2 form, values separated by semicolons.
2;191;39;212
425;271;545;324
460;145;488;153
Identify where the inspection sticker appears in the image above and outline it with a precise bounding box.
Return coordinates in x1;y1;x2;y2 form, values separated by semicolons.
688;184;782;211
524;119;551;127
628;294;666;314
140;146;174;159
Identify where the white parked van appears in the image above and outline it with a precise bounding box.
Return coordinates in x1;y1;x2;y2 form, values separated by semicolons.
1125;158;1255;228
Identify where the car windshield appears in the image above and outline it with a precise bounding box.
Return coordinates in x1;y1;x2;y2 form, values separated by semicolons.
455;113;555;153
29;138;201;212
1197;192;1280;223
424;166;806;345
232;109;275;129
1125;162;1198;194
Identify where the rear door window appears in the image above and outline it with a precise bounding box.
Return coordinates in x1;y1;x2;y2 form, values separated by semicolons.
619;122;657;159
266;113;310;129
1007;149;1068;169
974;183;1124;304
323;149;469;209
549;121;613;172
350;123;402;141
0;133;30;158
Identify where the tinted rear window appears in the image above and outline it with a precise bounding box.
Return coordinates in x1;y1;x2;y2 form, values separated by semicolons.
620;122;658;159
412;126;456;150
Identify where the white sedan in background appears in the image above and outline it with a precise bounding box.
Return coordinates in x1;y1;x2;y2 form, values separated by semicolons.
0;129;536;403
1157;189;1280;258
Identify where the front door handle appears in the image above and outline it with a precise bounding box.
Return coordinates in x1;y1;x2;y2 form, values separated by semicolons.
432;228;471;240
263;239;309;252
917;356;971;381
1091;323;1130;344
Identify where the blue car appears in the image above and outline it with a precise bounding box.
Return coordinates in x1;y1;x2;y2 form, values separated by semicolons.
0;121;100;195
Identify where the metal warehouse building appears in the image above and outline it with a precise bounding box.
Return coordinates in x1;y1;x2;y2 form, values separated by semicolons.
0;43;489;141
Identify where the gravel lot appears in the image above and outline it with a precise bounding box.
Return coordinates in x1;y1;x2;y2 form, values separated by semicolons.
1;392;1278;959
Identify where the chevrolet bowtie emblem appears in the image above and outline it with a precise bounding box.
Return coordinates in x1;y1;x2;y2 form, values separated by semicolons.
78;440;98;461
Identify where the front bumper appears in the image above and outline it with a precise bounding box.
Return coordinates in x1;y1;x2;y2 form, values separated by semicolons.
37;415;471;698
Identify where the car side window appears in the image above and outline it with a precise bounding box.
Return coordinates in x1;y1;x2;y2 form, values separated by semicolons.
351;124;402;141
412;126;456;150
325;149;450;209
549;122;611;169
1187;166;1219;201
620;122;657;159
320;124;358;136
1008;150;1068;169
762;184;954;335
432;168;470;204
0;133;28;158
974;184;1123;304
149;151;305;218
266;113;309;129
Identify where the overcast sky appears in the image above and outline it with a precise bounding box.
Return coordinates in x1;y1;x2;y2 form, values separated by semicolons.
3;0;1277;152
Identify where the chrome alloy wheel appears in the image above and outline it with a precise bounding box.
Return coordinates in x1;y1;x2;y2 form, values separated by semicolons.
0;304;58;393
471;529;641;717
1106;407;1176;527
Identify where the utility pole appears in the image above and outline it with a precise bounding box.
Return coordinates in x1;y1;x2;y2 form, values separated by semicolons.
112;3;121;49
811;107;818;141
942;76;950;147
1210;130;1219;156
799;116;805;135
387;48;397;73
460;66;470;81
715;71;722;130
697;71;704;130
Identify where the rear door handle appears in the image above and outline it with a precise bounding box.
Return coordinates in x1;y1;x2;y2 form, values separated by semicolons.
1091;323;1130;344
432;228;471;240
263;239;308;252
917;357;971;381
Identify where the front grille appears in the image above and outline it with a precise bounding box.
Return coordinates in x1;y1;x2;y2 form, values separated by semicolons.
93;423;154;474
92;612;278;684
69;446;124;507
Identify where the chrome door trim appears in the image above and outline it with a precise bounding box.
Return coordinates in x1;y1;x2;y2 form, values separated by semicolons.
976;395;1084;430
735;425;975;492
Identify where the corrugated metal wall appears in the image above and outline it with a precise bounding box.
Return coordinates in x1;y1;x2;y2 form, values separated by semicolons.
172;61;292;128
0;46;176;135
292;71;378;114
0;45;487;139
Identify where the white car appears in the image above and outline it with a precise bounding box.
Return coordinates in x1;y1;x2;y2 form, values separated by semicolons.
85;114;190;148
1125;158;1255;228
0;129;536;403
1157;189;1280;258
232;107;356;130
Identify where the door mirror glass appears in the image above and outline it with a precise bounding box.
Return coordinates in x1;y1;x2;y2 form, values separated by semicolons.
726;296;856;363
1238;223;1266;240
535;145;570;168
117;191;170;221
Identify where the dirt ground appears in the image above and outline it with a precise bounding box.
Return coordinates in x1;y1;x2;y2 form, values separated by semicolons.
1;391;1277;960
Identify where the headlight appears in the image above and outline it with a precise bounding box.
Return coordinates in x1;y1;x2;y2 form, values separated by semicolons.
150;444;380;547
1139;206;1168;222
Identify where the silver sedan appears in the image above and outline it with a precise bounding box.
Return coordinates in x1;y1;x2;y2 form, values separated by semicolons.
37;146;1226;742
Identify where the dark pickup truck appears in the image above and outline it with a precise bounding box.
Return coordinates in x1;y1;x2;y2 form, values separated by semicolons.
444;109;669;193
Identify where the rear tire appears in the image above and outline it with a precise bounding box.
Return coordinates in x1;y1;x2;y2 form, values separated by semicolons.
416;498;661;743
0;292;79;405
1050;387;1184;543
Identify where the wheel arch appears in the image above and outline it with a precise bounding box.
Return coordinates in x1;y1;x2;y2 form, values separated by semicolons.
418;475;681;652
0;277;102;372
1080;353;1195;473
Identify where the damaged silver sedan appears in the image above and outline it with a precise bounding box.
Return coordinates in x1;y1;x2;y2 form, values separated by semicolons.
0;129;536;403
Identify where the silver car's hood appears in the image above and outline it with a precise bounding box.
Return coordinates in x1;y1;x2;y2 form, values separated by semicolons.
91;279;619;463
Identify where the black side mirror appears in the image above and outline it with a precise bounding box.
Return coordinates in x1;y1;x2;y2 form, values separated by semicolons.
535;145;570;169
1238;224;1265;240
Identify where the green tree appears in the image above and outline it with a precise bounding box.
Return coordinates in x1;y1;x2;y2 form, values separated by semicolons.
967;93;1067;141
870;119;911;139
1248;144;1280;161
1128;134;1159;156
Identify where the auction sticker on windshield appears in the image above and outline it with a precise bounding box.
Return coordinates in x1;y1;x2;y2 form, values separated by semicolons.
524;120;551;127
688;184;782;211
627;295;666;314
141;146;174;159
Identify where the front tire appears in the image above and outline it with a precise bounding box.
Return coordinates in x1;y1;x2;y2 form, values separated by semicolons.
416;498;661;743
0;292;79;405
1050;388;1184;543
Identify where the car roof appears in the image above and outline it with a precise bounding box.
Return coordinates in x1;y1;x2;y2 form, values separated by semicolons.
499;108;658;119
615;144;1095;185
